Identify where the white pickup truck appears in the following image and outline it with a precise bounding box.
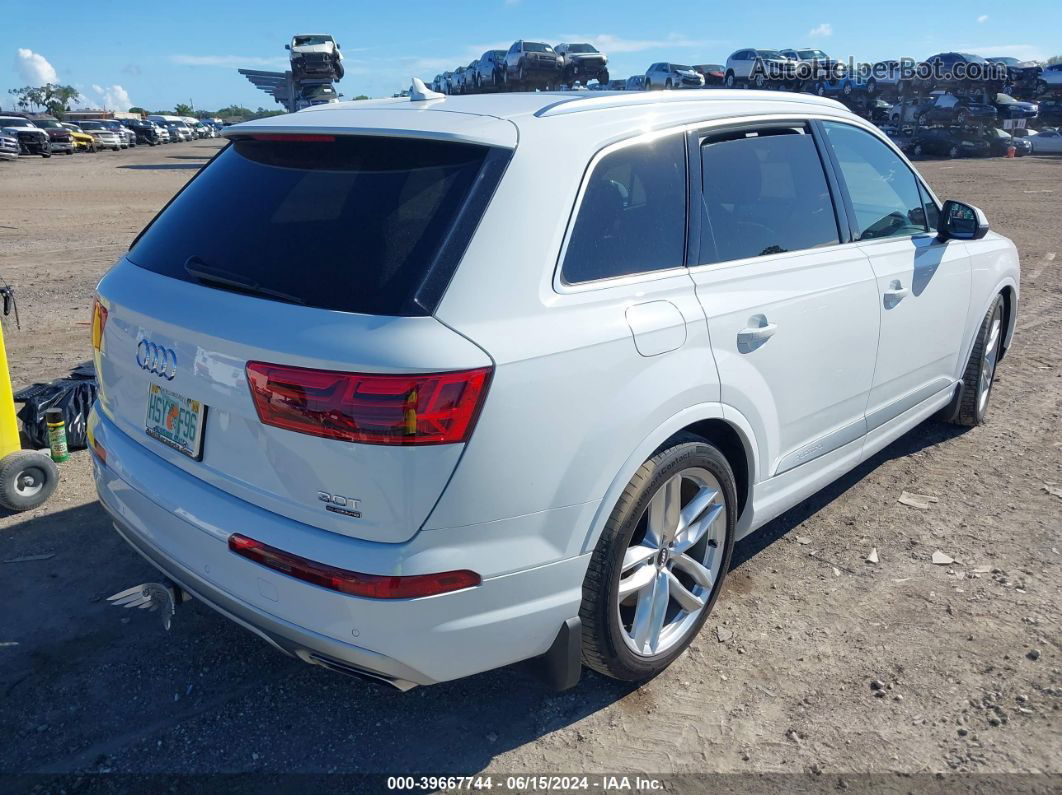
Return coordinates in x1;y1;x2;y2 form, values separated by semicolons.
287;34;344;80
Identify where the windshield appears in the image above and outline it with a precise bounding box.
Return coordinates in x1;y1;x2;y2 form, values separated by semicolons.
293;35;331;46
524;43;553;53
0;119;34;128
566;44;599;54
672;65;693;71
35;120;62;129
995;94;1017;104
992;57;1019;66
698;64;724;71
756;50;784;59
798;50;828;59
127;135;495;316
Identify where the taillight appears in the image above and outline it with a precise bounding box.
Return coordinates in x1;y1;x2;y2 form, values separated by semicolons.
245;362;491;446
91;298;108;351
228;534;480;599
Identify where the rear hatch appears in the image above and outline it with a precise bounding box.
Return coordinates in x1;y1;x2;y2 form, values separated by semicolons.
95;132;506;543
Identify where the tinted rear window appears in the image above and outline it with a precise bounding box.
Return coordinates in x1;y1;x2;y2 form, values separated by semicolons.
127;136;492;316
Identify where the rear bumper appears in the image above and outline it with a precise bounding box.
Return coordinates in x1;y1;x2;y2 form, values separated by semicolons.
91;408;589;686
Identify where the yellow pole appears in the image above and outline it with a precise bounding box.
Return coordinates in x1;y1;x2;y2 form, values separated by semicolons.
0;318;23;459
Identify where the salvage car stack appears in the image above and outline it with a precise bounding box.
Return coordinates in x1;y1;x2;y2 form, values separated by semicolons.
422;44;1062;159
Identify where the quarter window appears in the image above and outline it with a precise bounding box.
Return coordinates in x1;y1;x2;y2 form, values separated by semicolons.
697;127;839;265
822;121;929;241
561;134;687;284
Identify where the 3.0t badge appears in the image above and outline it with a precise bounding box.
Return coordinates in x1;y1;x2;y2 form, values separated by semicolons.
318;491;362;518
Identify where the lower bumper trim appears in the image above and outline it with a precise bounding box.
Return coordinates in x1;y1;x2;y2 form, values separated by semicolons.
107;511;428;690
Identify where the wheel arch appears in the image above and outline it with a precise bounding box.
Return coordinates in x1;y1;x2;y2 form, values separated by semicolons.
579;404;758;555
998;282;1017;361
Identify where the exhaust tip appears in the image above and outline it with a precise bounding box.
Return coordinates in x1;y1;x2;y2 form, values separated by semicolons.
300;650;418;691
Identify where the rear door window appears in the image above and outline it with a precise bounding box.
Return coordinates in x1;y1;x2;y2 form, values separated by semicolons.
697;126;840;264
561;133;687;284
127;135;496;316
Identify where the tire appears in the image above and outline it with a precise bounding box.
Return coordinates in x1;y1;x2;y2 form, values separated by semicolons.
842;81;853;97
816;82;826;96
0;451;59;512
913;143;924;157
580;435;737;682
724;71;735;88
957;110;968;126
917;113;928;127
866;78;877;95
41;152;51;158
949;295;1004;426
599;69;609;84
665;78;673;90
948;145;960;158
1037;80;1048;95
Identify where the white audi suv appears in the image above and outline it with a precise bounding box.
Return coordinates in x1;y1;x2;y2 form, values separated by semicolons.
90;87;1019;690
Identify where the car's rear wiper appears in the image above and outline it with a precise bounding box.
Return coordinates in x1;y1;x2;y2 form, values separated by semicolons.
183;257;306;306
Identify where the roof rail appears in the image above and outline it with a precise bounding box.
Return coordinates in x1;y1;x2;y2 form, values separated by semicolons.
535;89;847;118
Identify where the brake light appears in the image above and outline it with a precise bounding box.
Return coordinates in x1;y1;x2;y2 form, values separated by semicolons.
245;362;491;446
91;298;108;351
248;134;336;142
228;534;480;599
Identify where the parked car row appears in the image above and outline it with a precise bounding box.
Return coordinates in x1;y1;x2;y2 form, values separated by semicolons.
424;43;1062;118
0;112;220;159
432;41;609;93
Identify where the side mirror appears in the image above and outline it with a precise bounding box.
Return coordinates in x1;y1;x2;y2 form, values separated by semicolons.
938;199;989;241
284;44;291;50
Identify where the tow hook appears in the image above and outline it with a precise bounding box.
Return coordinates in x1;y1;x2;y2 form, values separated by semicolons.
106;579;190;630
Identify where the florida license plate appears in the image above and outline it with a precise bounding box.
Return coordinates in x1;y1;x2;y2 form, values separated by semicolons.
145;383;206;460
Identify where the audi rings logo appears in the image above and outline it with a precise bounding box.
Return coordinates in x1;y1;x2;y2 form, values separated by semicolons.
136;339;177;380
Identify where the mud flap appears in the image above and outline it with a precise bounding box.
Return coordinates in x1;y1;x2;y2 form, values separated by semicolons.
538;616;582;691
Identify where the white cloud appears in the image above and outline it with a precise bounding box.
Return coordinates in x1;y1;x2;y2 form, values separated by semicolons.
14;48;58;84
808;23;833;38
977;14;989;23
169;54;288;68
91;84;133;111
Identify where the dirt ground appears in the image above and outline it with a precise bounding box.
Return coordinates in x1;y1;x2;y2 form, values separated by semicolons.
0;141;1058;785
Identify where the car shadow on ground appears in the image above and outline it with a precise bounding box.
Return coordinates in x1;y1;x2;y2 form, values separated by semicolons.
117;163;205;171
1;418;968;775
732;419;967;568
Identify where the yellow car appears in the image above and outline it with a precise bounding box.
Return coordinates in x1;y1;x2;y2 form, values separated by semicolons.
61;122;97;153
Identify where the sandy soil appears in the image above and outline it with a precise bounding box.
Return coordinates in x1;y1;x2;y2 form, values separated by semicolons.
0;141;1058;783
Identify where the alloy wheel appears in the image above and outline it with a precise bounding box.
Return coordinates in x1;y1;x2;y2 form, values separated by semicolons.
615;467;726;657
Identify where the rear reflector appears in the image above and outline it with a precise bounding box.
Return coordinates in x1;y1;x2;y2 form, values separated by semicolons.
91;297;108;351
245;362;491;446
228;534;480;599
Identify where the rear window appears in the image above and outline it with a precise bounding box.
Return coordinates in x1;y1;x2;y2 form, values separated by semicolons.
127;136;493;316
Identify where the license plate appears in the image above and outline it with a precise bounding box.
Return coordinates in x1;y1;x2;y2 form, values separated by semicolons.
145;383;206;460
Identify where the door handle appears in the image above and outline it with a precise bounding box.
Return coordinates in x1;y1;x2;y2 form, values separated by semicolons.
737;315;777;352
883;280;910;306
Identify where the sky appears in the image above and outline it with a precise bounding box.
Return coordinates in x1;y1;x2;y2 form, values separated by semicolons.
3;0;1060;113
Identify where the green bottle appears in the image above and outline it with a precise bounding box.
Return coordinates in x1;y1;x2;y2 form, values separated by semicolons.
45;408;69;463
